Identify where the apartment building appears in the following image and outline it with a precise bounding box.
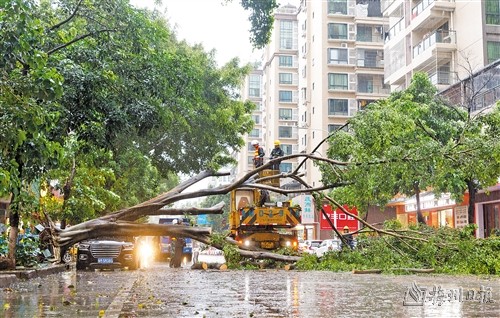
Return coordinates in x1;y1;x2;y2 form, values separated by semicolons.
383;0;500;92
298;0;390;187
237;5;301;182
236;68;265;178
262;4;301;182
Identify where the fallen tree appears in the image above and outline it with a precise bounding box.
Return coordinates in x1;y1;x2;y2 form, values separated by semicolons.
46;153;342;264
45;147;462;267
44;137;489;269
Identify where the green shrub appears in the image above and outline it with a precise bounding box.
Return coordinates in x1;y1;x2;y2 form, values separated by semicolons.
15;235;41;267
0;235;8;256
298;227;500;276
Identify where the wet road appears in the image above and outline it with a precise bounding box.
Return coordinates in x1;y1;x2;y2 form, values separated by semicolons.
1;256;499;318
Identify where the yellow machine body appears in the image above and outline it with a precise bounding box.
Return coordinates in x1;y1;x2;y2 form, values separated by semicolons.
229;170;301;250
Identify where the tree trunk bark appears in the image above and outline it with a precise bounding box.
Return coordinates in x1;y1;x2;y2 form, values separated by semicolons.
414;182;426;225
7;210;19;269
467;179;476;227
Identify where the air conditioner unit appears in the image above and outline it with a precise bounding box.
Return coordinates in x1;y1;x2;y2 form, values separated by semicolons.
341;43;348;48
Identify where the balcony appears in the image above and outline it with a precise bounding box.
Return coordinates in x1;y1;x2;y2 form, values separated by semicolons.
411;0;455;31
471;84;500;113
428;70;459;88
357;75;390;96
357;84;390;95
385;16;404;44
412;30;456;59
382;0;403;17
357;49;384;68
356;25;385;44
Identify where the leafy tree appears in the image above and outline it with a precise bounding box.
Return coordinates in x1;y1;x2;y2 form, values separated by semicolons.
0;0;64;267
323;73;500;225
238;0;279;49
1;0;255;268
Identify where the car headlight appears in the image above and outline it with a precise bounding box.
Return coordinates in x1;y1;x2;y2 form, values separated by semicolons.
285;241;291;247
244;240;251;247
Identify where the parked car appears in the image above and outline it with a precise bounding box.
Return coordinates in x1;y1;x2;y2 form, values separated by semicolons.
300;239;323;254
315;239;342;257
76;236;139;270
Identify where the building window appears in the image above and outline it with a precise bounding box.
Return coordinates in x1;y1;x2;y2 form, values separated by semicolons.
280;20;294;49
328;99;349;116
357;49;380;68
357;25;373;42
279;108;293;120
248;74;261;97
328;23;348;40
278;126;293;138
249;129;260;138
279;73;293;84
247;156;254;165
486;0;500;25
279;55;293;67
327;48;348;64
252;114;260;124
328;73;348;90
279;162;293;173
279;90;293;102
358;74;374;93
328;0;347;15
487;41;500;64
281;144;293;155
328;124;348;132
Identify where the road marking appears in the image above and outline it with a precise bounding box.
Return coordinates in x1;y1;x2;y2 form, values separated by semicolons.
103;272;137;318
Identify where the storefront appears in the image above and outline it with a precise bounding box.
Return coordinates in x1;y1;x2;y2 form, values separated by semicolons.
395;192;458;228
475;183;500;238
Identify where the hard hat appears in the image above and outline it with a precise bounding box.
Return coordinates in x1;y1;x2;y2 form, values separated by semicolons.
172;219;178;225
251;140;259;146
343;226;349;230
274;140;280;146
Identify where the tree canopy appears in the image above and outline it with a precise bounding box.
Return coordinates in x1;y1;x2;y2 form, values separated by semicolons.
0;0;259;268
322;73;500;223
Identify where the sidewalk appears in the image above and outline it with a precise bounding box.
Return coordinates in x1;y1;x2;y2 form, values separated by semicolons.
0;263;70;288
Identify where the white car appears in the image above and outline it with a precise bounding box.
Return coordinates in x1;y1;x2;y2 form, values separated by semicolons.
300;240;323;254
315;239;342;257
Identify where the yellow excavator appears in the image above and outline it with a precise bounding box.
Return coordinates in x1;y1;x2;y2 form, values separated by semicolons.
229;169;301;250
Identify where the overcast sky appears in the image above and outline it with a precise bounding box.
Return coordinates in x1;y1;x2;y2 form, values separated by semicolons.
129;0;265;67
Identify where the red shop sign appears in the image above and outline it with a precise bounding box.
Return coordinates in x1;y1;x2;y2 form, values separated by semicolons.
320;204;359;231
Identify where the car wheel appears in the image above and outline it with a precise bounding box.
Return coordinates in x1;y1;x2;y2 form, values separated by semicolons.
62;251;72;263
128;258;140;270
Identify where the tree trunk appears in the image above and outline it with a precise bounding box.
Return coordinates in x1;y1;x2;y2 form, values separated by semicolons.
7;210;19;269
414;182;426;225
467;179;476;227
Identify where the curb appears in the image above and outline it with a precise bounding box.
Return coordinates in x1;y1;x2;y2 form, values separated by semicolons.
0;263;70;288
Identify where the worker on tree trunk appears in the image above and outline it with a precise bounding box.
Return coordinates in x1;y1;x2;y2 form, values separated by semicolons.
251;140;265;168
270;139;284;170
